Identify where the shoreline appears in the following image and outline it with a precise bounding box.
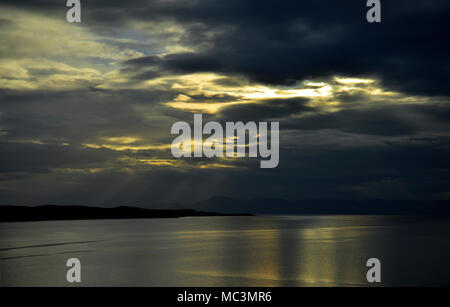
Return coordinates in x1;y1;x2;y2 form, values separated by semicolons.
0;205;253;223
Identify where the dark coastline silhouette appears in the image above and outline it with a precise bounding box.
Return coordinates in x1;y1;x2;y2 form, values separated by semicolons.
0;205;252;223
2;197;450;222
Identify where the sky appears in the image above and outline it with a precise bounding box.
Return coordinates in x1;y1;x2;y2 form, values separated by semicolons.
0;0;450;207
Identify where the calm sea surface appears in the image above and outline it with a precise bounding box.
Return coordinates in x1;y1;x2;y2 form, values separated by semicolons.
1;215;450;286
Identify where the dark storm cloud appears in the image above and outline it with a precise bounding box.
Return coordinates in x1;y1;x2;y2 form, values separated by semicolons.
217;97;312;122
0;89;176;143
5;0;449;96
0;141;116;174
282;103;450;136
112;0;450;97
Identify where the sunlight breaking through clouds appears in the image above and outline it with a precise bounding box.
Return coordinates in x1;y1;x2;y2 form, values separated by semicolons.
1;1;449;204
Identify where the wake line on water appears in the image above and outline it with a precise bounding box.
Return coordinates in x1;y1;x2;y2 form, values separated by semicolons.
0;240;104;252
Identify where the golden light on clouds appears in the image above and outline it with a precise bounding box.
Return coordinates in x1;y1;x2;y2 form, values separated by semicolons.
0;6;142;91
0;4;438;176
166;94;236;114
165;101;233;113
104;137;141;144
83;142;172;152
160;76;334;114
0;5;418;116
54;167;109;174
159;74;419;116
240;84;333;100
119;156;244;170
334;77;376;84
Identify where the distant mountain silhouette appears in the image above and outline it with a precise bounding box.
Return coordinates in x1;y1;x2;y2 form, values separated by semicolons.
0;205;252;222
191;196;450;215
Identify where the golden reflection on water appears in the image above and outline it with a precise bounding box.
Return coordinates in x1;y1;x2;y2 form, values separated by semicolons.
168;217;376;286
296;227;338;286
170;229;281;286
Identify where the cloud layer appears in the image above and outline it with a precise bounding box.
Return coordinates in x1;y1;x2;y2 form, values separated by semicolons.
0;1;450;207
